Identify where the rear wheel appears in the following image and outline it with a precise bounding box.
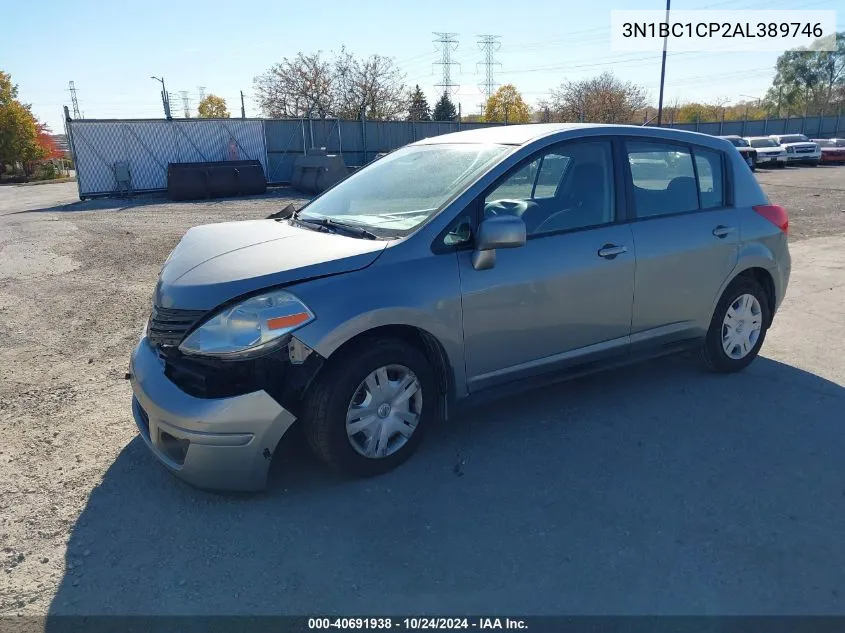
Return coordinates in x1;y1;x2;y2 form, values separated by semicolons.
301;338;437;476
700;277;770;373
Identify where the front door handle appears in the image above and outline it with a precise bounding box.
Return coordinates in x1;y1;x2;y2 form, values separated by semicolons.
597;244;627;259
712;225;735;238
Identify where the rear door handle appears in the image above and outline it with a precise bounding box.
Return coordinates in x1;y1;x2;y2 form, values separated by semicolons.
597;244;627;259
712;225;735;238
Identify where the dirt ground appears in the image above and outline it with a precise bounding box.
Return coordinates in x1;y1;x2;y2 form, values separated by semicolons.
0;167;844;617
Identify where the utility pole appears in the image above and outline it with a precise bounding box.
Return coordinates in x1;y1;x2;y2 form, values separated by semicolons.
180;91;191;118
68;81;81;119
240;90;246;118
433;32;460;96
656;0;671;126
151;76;171;119
476;34;501;106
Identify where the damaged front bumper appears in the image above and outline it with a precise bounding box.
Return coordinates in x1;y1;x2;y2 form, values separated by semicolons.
128;337;312;491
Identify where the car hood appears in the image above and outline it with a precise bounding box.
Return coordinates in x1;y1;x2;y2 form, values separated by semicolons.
155;219;388;310
755;146;784;154
781;142;818;150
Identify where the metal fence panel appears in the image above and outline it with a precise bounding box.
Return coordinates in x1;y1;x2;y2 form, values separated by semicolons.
121;121;176;190
697;122;722;136
68;114;845;196
264;119;305;184
743;120;767;137
68;118;267;197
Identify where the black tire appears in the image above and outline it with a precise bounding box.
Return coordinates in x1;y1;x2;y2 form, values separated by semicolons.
808;160;820;167
700;276;771;373
750;156;757;172
301;338;438;476
777;162;786;168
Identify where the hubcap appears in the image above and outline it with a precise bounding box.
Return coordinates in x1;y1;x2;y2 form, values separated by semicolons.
346;364;423;459
722;293;763;360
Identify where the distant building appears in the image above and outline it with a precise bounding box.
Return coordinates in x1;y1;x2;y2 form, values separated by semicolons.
51;134;70;156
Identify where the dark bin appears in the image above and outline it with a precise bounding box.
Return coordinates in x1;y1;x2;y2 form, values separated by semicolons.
167;160;266;201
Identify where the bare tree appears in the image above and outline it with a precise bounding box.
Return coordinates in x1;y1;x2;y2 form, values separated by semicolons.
333;48;407;120
253;48;406;120
253;52;335;118
541;72;649;124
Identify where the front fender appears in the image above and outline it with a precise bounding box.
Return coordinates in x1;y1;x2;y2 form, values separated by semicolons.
287;250;468;398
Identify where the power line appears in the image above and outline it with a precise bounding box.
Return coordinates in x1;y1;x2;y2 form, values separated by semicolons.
477;35;502;102
433;32;460;95
68;81;81;119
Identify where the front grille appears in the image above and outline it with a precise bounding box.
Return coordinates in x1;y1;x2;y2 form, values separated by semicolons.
147;306;206;349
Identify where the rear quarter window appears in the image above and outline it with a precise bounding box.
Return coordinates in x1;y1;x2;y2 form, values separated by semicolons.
693;148;725;210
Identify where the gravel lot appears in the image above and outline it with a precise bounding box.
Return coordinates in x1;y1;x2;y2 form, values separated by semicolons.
0;167;844;617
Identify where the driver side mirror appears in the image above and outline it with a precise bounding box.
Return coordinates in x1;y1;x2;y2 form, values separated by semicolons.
472;215;526;271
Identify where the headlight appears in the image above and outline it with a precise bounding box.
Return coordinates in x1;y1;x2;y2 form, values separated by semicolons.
179;290;314;358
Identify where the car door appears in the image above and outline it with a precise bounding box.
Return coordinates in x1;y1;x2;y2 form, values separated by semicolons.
456;138;637;393
624;140;738;347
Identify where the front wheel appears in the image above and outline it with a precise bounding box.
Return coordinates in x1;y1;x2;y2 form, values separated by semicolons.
301;338;438;476
700;277;771;373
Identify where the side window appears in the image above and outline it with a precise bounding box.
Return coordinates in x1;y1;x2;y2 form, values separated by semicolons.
693;148;724;209
627;141;698;218
485;159;540;202
442;213;473;247
534;154;571;198
483;141;615;237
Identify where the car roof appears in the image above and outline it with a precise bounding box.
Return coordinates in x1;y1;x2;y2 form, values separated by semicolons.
411;122;728;147
718;135;741;139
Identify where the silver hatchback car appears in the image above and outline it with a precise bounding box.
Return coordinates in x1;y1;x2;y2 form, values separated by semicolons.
129;123;791;491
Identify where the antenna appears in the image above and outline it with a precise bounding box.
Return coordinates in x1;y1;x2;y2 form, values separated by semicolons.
476;35;502;103
68;81;81;119
433;32;460;94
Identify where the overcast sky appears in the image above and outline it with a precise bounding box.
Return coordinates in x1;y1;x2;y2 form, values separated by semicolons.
3;0;842;133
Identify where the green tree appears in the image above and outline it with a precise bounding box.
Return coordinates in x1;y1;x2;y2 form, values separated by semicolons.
484;84;530;123
432;91;457;121
0;71;47;174
763;31;845;116
197;94;230;118
407;85;431;121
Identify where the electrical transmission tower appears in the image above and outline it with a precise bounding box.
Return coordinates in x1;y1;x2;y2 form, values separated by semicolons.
197;86;206;103
68;81;81;118
476;35;501;102
433;32;460;94
180;91;192;118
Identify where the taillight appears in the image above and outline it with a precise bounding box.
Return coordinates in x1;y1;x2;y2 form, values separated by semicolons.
753;204;789;234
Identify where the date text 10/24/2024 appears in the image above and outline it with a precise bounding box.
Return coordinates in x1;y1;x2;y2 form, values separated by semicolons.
308;618;528;630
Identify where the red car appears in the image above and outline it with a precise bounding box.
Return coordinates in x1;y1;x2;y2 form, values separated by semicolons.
811;138;845;164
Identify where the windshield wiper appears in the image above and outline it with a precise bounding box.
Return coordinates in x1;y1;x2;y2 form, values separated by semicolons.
296;216;379;240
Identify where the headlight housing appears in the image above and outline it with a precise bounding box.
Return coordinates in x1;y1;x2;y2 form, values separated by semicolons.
179;290;314;358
